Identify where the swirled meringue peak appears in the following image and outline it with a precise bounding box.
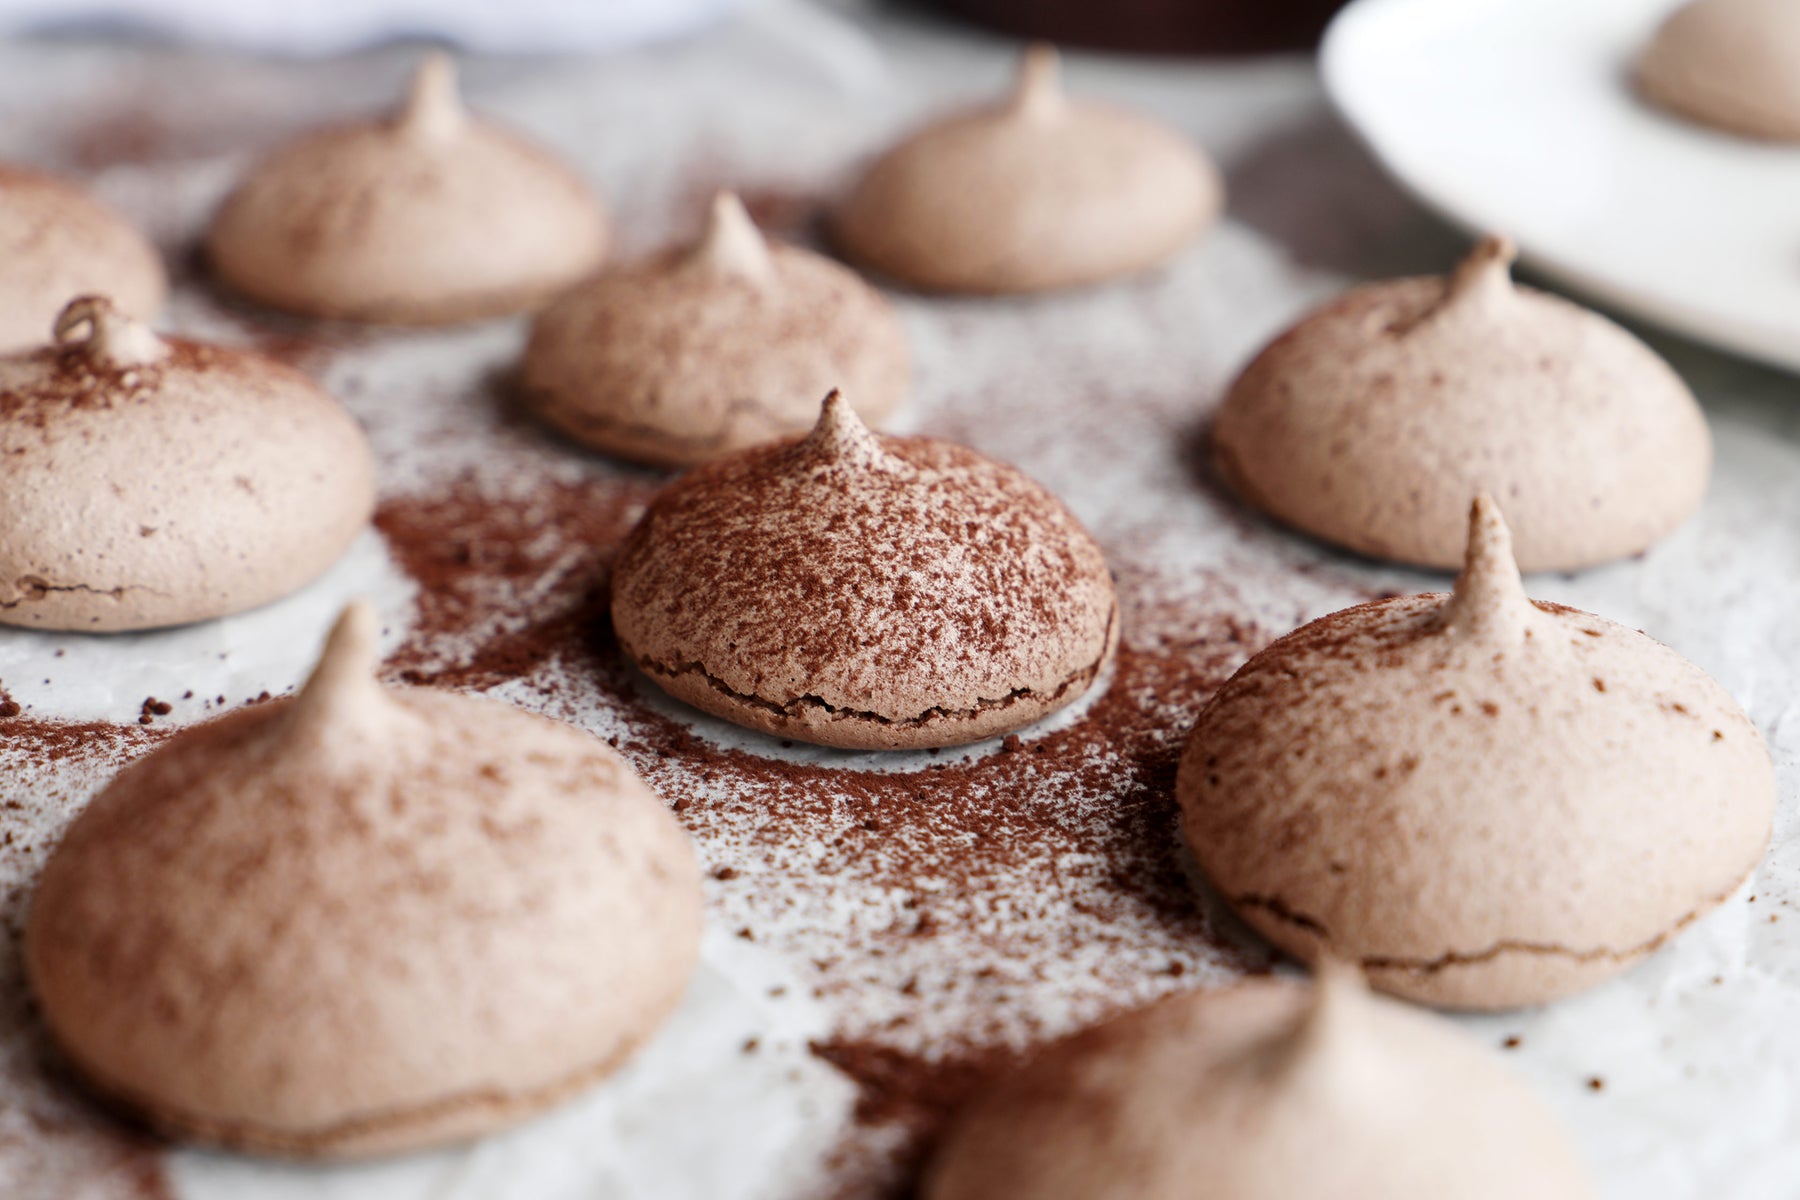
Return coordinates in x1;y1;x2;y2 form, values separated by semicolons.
836;44;1222;294
207;53;610;323
522;191;909;466
26;601;703;1157
1176;497;1772;1008
1213;236;1710;571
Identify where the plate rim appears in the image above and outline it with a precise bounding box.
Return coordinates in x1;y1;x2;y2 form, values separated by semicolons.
1319;0;1800;375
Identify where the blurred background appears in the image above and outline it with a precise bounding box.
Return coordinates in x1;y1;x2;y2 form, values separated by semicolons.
0;0;1352;55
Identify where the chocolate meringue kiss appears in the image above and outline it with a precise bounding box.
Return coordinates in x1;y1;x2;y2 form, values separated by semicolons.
26;602;703;1158
207;53;610;323
1177;499;1773;1009
610;391;1118;749
0;165;165;353
522;191;910;466
1638;0;1800;140
1212;236;1710;571
926;966;1597;1200
836;44;1222;293
0;296;374;631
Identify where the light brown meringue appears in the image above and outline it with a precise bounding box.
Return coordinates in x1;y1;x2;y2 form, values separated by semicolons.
206;53;609;323
1638;0;1800;140
835;44;1222;294
26;601;703;1159
610;391;1118;750
1177;498;1773;1009
0;296;374;631
0;164;165;353
1212;236;1710;572
521;192;910;466
926;965;1597;1200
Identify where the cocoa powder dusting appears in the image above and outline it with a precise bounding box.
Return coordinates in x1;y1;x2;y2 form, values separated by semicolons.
373;470;657;692
0;717;173;1200
373;462;1274;1195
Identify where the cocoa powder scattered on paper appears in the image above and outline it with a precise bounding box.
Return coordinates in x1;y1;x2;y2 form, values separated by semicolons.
373;470;657;692
0;716;173;1200
372;463;1274;1196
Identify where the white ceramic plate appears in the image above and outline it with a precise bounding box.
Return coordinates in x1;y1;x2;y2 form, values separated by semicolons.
1322;0;1800;374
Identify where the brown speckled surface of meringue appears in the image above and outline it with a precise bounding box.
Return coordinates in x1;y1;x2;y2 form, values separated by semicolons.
206;53;609;323
0;164;165;353
835;45;1222;294
1212;236;1711;572
0;297;375;631
522;192;909;466
1637;0;1800;140
926;965;1597;1200
25;602;703;1159
1177;498;1773;1009
610;391;1118;749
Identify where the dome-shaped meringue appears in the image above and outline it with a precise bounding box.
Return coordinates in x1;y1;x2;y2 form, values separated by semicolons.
610;391;1118;750
1637;0;1800;140
1212;236;1710;572
206;53;609;323
926;965;1597;1200
521;192;910;466
0;164;165;353
1177;498;1773;1009
835;45;1222;294
0;296;374;631
26;602;703;1158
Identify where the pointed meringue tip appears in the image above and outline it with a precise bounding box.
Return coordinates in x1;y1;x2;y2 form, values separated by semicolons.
1446;233;1518;304
52;295;166;367
1259;957;1368;1084
1463;495;1519;582
1306;957;1366;1026
289;601;383;734
1441;495;1532;643
806;389;888;467
1008;43;1065;119
813;388;865;441
690;191;774;284
399;50;465;140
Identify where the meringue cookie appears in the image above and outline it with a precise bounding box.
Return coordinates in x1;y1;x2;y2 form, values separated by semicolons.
522;192;910;466
611;391;1118;750
835;44;1222;294
0;164;165;353
26;602;703;1158
206;53;609;323
926;965;1596;1200
0;296;374;631
1177;498;1773;1008
1212;236;1710;572
1638;0;1800;140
